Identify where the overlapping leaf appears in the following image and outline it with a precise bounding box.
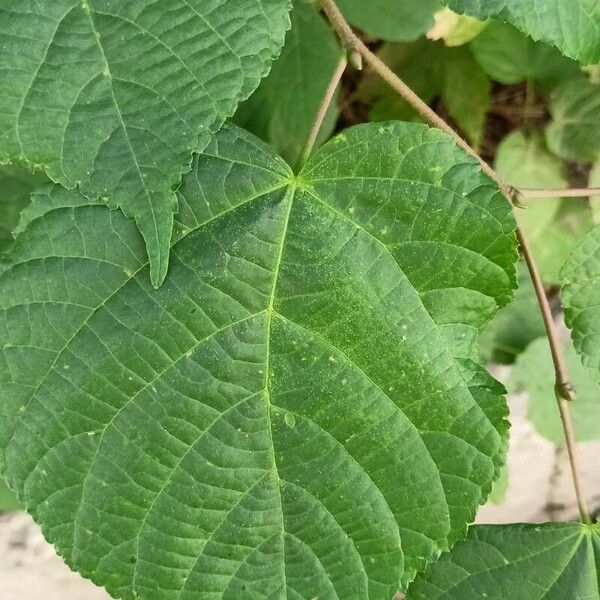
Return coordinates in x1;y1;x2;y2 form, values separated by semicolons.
546;79;600;162
0;166;47;251
470;22;580;87
235;0;341;164
0;0;292;286
444;0;600;64
409;522;600;599
562;224;600;383
0;122;517;598
337;0;440;42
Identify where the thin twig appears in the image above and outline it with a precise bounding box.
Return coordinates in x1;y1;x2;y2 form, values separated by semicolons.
557;396;591;523
296;53;347;170
319;0;591;523
520;187;600;199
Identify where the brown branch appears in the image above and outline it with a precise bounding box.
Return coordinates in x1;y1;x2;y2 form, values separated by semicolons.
319;0;591;524
520;187;600;199
296;53;347;170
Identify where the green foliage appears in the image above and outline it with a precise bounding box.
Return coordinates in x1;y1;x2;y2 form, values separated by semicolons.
469;22;580;87
0;0;292;287
562;224;600;383
495;130;594;283
546;79;600;162
337;0;440;42
409;522;600;598
509;337;600;443
444;0;600;64
0;166;47;251
479;263;546;363
0;122;515;598
357;41;490;146
235;0;341;164
0;1;598;597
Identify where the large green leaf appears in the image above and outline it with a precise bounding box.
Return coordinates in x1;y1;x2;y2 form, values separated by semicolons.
495;130;593;283
409;522;600;599
337;0;441;42
0;0;291;287
470;22;580;87
562;224;600;383
235;0;341;164
0;122;516;598
509;337;600;443
0;166;47;251
546;79;600;162
444;0;600;64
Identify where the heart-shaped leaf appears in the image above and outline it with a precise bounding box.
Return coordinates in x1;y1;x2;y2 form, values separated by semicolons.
0;122;516;599
0;0;291;286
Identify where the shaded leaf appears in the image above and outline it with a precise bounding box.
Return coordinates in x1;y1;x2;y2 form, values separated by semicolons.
479;263;546;364
235;0;341;164
470;22;580;87
509;337;600;443
495;130;593;283
337;0;440;42
562;224;600;383
546;79;600;162
0;166;47;251
0;0;292;286
357;41;490;146
0;122;516;598
409;522;600;599
444;0;600;64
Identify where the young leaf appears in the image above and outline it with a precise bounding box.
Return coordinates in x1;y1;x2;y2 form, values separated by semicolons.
470;22;580;87
546;79;600;162
443;0;600;64
235;0;341;164
562;224;600;383
0;122;516;598
509;337;600;443
409;522;600;599
0;166;47;251
427;8;487;47
479;263;546;364
0;0;292;287
495;130;593;283
337;0;441;42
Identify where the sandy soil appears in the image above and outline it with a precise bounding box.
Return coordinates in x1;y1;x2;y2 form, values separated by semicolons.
2;385;599;600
